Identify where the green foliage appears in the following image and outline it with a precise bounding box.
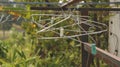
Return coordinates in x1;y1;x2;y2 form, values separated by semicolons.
0;28;39;67
36;38;81;67
0;40;8;59
0;0;111;67
21;22;37;35
0;28;82;67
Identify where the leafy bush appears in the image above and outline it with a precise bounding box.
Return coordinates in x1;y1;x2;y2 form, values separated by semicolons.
0;28;81;67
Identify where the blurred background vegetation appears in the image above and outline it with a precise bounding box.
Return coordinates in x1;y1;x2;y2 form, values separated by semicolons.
0;0;111;67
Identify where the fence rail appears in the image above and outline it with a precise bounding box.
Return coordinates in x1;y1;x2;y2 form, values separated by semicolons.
84;43;120;67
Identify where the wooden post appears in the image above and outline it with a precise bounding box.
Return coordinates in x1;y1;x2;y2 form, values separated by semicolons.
80;10;90;67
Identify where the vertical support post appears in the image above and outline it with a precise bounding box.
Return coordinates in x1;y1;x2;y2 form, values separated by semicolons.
81;35;89;67
109;0;120;57
80;10;90;67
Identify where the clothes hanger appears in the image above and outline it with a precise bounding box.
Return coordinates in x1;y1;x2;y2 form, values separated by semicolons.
31;6;107;40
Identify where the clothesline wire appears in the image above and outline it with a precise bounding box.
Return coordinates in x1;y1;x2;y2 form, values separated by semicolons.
0;1;120;5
